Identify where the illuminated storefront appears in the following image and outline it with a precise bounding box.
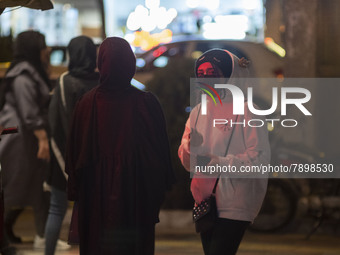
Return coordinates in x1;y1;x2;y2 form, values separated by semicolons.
105;0;265;51
1;0;265;51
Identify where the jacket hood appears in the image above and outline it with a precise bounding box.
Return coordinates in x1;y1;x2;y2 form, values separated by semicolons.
195;48;250;102
68;36;97;77
97;37;136;88
6;61;45;83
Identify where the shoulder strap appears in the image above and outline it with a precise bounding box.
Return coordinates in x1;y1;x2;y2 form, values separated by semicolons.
212;115;239;194
59;71;69;110
212;176;219;194
51;71;69;180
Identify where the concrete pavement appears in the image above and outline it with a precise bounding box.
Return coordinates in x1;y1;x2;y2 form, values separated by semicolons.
9;208;340;255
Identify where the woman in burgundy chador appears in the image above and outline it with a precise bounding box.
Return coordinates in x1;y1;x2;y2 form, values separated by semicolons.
65;37;175;255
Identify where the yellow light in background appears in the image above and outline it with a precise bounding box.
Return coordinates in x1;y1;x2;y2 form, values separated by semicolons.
267;122;274;132
191;51;203;59
265;37;286;58
132;29;173;51
0;62;10;68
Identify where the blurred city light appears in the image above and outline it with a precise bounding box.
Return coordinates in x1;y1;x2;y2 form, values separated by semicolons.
136;58;146;68
186;0;199;9
126;1;177;33
1;0;265;52
203;15;248;40
203;0;220;10
202;15;212;23
242;0;262;10
265;37;286;58
186;0;220;10
145;0;160;10
185;106;192;113
131;78;146;90
0;3;79;45
152;46;167;57
131;29;172;51
153;56;168;68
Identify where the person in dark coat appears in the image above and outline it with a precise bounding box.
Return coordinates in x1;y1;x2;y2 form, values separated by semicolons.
45;36;99;255
65;37;175;255
0;31;51;254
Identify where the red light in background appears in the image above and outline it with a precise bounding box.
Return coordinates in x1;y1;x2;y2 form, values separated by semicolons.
152;46;167;57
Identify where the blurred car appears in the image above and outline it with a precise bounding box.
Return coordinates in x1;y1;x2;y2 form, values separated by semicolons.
134;39;284;84
133;38;284;109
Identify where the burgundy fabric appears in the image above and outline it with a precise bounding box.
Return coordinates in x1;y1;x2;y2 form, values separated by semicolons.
67;202;79;245
65;37;174;255
97;37;136;89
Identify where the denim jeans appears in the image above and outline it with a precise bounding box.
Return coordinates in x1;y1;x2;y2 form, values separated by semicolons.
44;187;68;255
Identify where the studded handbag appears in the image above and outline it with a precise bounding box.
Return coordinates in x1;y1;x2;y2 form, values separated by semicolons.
193;177;219;233
192;114;238;233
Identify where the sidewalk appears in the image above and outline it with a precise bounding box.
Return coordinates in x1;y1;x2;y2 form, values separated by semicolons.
10;208;340;255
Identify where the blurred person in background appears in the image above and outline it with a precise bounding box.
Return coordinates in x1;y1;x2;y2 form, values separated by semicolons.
45;35;99;255
65;37;175;255
178;49;270;255
0;31;51;255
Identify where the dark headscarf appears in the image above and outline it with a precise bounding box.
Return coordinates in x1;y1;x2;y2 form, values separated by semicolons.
195;48;233;78
68;36;97;77
7;31;50;86
97;37;136;88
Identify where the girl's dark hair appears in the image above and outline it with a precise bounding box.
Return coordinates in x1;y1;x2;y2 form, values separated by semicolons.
7;31;50;86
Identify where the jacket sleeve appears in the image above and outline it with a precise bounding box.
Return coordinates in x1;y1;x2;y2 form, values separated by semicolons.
12;74;46;130
178;117;191;172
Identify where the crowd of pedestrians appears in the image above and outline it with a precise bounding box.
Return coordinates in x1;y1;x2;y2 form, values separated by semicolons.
0;30;269;255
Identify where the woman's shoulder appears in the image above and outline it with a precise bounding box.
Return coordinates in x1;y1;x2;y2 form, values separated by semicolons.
6;61;36;79
77;86;98;104
6;62;47;89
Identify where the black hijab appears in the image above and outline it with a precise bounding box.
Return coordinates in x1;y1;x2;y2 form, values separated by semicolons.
97;37;136;89
7;31;50;86
67;36;97;78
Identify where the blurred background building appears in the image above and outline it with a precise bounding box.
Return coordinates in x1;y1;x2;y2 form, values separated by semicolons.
0;0;264;49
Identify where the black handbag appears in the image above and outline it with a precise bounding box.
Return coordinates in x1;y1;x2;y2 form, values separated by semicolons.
193;177;219;233
192;114;238;233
